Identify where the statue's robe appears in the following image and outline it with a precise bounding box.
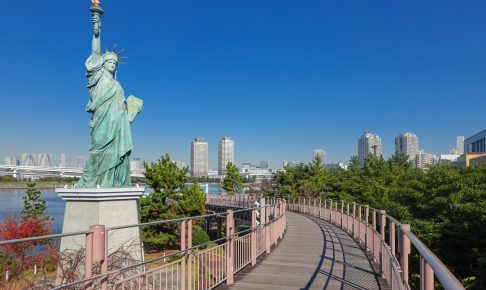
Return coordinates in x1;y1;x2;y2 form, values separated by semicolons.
76;53;132;187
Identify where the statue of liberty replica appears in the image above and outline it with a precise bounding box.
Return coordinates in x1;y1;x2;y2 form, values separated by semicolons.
56;0;145;274
76;0;143;188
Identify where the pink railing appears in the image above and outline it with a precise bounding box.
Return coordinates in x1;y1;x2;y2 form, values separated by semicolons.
288;198;465;290
0;198;286;290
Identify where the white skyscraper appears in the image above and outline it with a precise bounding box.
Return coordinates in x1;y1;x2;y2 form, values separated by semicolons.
218;137;235;176
395;132;419;163
312;149;327;163
456;136;464;154
191;138;209;177
21;153;37;166
358;132;382;166
60;153;66;167
130;157;142;171
37;153;53;167
4;157;15;166
78;156;86;169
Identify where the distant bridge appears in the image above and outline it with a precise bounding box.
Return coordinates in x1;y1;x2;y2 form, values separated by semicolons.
0;165;145;179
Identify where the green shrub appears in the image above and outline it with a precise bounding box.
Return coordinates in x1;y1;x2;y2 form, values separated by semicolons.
192;225;210;249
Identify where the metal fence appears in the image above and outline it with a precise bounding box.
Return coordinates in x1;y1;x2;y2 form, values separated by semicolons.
288;198;465;290
0;198;287;290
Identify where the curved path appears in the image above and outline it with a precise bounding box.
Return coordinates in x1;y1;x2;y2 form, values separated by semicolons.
218;211;386;290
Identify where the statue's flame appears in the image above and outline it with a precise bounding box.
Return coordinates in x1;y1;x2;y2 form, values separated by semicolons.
91;0;100;5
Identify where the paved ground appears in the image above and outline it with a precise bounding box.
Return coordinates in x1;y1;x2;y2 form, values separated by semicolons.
217;211;385;290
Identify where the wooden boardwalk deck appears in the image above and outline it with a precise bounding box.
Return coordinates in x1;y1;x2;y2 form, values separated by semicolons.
217;211;385;290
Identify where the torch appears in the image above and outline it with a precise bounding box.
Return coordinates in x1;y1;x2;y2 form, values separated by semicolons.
90;0;104;36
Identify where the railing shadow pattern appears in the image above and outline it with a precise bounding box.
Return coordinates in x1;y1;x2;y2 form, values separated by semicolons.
288;198;465;290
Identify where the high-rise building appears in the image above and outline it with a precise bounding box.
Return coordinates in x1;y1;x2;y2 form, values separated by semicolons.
191;138;208;177
21;153;37;166
78;156;86;169
130;157;142;171
395;132;419;163
4;157;15;166
37;153;53;167
312;149;327;163
60;153;66;167
456;136;464;154
218;137;235;176
259;161;269;169
465;129;485;153
358;132;382;166
416;152;438;169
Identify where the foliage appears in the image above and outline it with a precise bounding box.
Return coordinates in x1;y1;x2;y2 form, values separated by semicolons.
22;183;47;219
192;225;210;249
222;162;243;195
267;154;486;289
0;175;18;182
0;216;51;260
140;154;206;252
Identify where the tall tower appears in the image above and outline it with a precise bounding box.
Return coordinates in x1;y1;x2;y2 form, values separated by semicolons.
358;132;382;166
312;149;327;164
21;153;37;166
37;153;53;167
456;136;464;154
60;153;66;167
218;137;235;176
191;138;208;177
395;132;419;163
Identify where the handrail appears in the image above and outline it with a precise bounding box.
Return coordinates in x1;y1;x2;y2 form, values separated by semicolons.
0;197;287;290
288;197;465;290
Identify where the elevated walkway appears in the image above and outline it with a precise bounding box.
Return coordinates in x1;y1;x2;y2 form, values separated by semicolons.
218;211;384;290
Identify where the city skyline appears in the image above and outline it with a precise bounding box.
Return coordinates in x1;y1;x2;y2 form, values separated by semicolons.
1;1;485;168
1;132;471;170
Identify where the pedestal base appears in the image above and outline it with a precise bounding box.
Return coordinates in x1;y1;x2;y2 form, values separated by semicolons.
56;186;145;263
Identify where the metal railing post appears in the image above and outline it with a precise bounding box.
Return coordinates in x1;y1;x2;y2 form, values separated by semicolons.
347;203;350;231
226;210;234;285
365;205;369;250
358;205;362;239
187;220;193;290
399;224;411;284
181;220;187;290
324;199;327;219
90;225;107;290
352;202;356;236
265;206;271;254
251;209;257;265
380;210;386;239
329;199;332;223
390;220;396;257
260;198;266;226
424;260;434;290
319;198;322;218
85;228;94;290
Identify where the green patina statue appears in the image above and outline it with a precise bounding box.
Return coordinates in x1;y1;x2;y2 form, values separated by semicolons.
76;1;143;188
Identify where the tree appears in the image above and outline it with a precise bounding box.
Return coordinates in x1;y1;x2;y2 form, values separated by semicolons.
222;162;243;195
0;216;51;260
140;154;206;251
22;183;47;219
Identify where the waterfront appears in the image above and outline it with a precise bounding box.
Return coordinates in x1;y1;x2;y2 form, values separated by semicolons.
0;184;222;234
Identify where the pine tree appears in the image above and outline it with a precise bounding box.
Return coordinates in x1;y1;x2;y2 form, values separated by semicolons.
222;162;243;195
22;182;47;219
140;154;206;251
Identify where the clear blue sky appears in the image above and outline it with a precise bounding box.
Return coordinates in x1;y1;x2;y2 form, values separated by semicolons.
1;0;485;168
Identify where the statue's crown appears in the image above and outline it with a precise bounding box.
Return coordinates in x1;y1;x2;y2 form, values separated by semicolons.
103;45;126;64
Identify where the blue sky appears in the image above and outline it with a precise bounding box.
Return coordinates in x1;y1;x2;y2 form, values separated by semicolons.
1;0;485;168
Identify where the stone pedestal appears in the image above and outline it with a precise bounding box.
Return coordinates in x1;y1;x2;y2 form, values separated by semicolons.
56;186;145;263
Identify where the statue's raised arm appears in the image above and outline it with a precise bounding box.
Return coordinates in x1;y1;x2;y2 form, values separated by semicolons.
90;1;103;56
